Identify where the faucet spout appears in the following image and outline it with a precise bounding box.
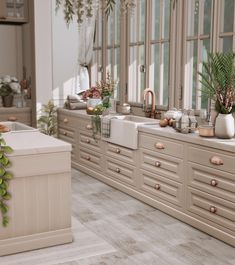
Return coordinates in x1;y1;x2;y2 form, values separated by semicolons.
143;88;156;118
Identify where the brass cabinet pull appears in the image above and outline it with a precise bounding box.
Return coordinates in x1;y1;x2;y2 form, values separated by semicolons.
86;124;92;130
209;206;217;214
63;118;68;123
155;184;161;190
116;148;121;154
63;131;67;136
86;139;91;144
155;161;161;167
210;156;224;166
8;116;17;121
210;179;218;187
155;142;165;150
116;168;120;173
86;156;91;161
0;16;6;19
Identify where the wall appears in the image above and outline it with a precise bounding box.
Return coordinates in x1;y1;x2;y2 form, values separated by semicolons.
34;0;53;113
51;0;80;107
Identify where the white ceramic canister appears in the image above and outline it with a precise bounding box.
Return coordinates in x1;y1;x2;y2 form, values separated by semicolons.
215;113;235;139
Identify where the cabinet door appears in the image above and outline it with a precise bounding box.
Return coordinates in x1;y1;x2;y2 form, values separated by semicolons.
0;0;28;23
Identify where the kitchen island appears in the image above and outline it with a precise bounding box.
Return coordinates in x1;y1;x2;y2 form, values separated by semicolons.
0;127;72;256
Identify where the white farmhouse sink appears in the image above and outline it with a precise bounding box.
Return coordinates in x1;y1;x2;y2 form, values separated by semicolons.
0;121;37;132
105;115;158;149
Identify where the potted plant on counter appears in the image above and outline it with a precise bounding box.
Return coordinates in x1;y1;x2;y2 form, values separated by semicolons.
0;76;21;107
199;52;235;138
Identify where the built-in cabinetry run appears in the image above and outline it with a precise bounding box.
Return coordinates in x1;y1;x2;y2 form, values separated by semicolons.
0;0;28;23
57;108;235;247
0;107;31;125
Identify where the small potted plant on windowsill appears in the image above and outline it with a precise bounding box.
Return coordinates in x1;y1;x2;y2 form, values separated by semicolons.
0;76;21;107
199;52;235;138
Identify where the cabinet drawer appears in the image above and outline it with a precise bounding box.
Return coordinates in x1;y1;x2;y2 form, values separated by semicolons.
139;133;184;158
140;169;183;207
188;146;235;174
140;149;183;183
105;143;136;165
58;113;79;130
58;127;76;160
79;118;94;132
79;131;103;153
79;148;103;172
105;157;136;187
188;163;235;203
187;188;235;232
0;112;31;125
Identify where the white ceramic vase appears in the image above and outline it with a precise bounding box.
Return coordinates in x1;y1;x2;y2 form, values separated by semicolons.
215;113;235;139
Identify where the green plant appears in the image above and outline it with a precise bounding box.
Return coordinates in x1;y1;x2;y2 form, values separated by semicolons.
38;100;58;136
199;52;235;114
0;133;13;227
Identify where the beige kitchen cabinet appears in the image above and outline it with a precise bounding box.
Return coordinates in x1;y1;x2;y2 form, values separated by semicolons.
0;0;28;23
0;107;31;125
57;108;235;247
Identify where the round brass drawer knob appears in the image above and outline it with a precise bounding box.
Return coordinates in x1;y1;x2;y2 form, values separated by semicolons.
210;156;224;166
63;118;68;123
116;168;121;173
209;206;217;214
116;148;121;154
86;124;92;130
155;161;161;167
86;156;91;161
86;139;91;144
155;142;165;150
8;116;17;121
63;131;67;136
210;179;218;187
155;184;161;190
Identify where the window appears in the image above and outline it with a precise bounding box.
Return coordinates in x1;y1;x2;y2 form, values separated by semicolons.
127;0;171;108
91;0;235;111
90;1;121;99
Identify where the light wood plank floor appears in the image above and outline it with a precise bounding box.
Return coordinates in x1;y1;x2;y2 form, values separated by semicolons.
65;169;235;265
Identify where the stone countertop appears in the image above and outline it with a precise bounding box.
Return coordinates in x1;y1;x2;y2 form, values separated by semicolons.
0;107;31;113
3;131;72;156
138;124;235;153
58;108;235;153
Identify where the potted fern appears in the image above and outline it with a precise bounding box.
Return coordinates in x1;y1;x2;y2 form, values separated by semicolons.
199;52;235;138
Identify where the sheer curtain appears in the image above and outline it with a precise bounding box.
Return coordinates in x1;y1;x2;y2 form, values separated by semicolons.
77;5;98;93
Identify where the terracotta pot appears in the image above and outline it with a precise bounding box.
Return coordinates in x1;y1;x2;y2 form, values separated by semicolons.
2;95;14;107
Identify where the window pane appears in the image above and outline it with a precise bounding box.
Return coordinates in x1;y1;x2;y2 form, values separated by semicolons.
151;0;160;40
187;0;199;37
185;40;198;109
140;0;145;42
163;0;171;39
150;44;160;102
221;0;234;33
163;43;169;106
203;0;212;35
220;37;233;52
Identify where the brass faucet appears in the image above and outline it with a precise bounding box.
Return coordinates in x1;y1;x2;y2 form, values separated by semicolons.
143;88;156;118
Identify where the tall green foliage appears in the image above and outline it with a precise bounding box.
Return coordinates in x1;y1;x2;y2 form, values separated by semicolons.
0;134;13;227
38;101;57;136
198;52;235;114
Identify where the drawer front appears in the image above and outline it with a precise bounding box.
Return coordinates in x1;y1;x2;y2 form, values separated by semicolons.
105;143;135;164
139;133;184;159
79;148;103;172
58;127;76;160
0;112;31;125
140;169;183;207
188;163;235;203
140;149;183;183
58;113;79;130
79;118;94;132
79;131;102;153
188;146;235;174
187;187;235;232
105;157;136;187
